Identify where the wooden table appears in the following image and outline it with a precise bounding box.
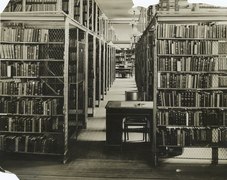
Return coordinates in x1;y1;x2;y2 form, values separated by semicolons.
105;101;153;146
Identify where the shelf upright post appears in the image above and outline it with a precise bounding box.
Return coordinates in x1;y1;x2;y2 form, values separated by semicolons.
84;30;89;127
152;15;158;166
76;28;79;125
145;34;149;100
68;0;74;19
91;0;94;32
95;3;98;33
86;0;90;29
104;19;107;40
92;35;96;110
79;0;83;24
57;0;62;12
63;17;70;164
106;44;109;89
98;38;101;103
105;42;108;92
22;0;26;12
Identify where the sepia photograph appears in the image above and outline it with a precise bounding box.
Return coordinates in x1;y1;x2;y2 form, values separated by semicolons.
0;0;227;179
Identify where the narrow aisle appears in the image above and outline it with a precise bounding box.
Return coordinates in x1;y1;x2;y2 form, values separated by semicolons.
77;77;137;141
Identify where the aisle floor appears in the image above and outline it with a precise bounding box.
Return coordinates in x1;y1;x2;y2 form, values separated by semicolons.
1;77;227;180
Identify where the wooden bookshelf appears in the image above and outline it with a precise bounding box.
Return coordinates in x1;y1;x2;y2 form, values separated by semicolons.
0;12;88;163
1;0;116;162
135;11;227;165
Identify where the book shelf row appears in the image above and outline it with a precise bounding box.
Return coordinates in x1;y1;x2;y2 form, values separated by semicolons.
0;62;40;77
0;116;61;133
158;91;227;107
1;26;49;42
0;44;40;59
0;134;62;154
157;24;227;39
158;73;227;88
0;0;116;161
3;0;115;41
0;98;62;115
134;10;227;164
158;56;227;72
158;40;219;55
0;80;43;95
5;1;60;12
157;128;226;147
157;110;227;126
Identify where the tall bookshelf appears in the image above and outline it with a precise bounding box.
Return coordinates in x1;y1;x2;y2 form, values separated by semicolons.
135;28;153;100
1;0;116;161
0;11;88;163
135;12;227;165
4;0;108;38
95;37;101;107
87;34;95;116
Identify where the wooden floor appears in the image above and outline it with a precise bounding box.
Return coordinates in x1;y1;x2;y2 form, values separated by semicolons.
1;77;227;180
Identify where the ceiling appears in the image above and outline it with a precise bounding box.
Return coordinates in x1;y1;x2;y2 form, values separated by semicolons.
96;0;135;19
96;0;138;47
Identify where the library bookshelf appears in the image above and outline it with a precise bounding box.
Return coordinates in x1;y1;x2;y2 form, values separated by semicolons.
0;0;116;160
135;12;227;166
0;11;89;163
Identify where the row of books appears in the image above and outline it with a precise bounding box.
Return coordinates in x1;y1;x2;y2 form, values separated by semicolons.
0;44;39;59
0;62;40;77
157;91;227;107
157;24;227;39
0;117;61;132
13;62;40;77
1;27;49;42
1;25;64;43
26;4;57;11
4;1;58;12
0;135;61;153
158;57;227;71
0;81;43;95
0;98;62;115
158;40;218;55
157;128;223;147
157;110;226;126
158;73;220;88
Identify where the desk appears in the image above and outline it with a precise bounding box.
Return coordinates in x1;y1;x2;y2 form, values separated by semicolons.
105;101;153;145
